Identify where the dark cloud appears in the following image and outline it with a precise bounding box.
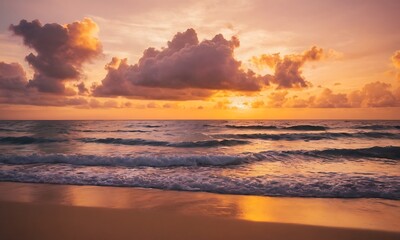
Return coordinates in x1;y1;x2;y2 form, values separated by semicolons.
76;82;89;95
0;62;88;107
0;18;104;107
92;57;214;100
9;18;102;94
253;46;326;89
0;62;27;91
94;29;268;99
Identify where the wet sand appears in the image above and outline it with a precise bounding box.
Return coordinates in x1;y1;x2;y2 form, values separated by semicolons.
0;182;399;240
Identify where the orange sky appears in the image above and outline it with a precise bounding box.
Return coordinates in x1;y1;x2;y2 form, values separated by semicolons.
0;0;400;119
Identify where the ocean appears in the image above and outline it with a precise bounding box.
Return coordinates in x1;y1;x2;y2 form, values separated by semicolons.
0;120;399;199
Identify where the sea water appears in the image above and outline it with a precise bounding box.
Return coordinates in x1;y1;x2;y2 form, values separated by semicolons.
0;120;399;199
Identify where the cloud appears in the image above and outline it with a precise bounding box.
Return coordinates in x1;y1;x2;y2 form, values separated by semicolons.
214;99;232;109
392;50;400;69
312;88;350;108
92;57;213;100
94;29;268;99
147;102;159;108
9;18;102;94
252;46;327;89
0;19;107;107
75;82;89;95
0;61;89;107
251;100;264;108
266;81;400;108
267;91;289;107
0;62;27;91
162;103;180;109
348;81;398;107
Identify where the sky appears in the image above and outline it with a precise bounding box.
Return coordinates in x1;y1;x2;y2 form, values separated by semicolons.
0;0;400;119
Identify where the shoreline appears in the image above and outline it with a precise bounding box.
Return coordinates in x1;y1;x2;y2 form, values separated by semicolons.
0;182;399;240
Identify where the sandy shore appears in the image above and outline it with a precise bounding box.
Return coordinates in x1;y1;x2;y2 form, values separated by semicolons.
0;182;399;240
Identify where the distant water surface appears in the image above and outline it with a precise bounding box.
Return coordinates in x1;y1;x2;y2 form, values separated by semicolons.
0;120;399;199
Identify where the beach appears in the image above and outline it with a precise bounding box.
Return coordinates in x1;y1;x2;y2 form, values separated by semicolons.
1;182;399;240
1;1;400;238
1;120;399;239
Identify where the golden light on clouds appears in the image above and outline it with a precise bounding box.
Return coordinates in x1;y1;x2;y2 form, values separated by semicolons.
0;0;399;119
392;51;400;69
67;18;101;52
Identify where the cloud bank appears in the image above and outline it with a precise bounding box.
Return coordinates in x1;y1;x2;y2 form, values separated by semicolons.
1;18;399;111
0;61;90;106
267;81;400;108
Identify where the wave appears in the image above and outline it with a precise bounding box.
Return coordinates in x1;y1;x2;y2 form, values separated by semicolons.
2;131;399;146
284;125;328;131
225;124;327;131
0;128;150;133
0;136;67;144
218;131;400;141
354;125;400;130
1;172;398;199
0;128;28;132
0;146;398;169
143;125;162;128
0;128;16;132
0;136;248;147
225;125;278;130
299;146;400;160
79;138;250;148
74;129;149;133
0;156;398;199
0;153;249;167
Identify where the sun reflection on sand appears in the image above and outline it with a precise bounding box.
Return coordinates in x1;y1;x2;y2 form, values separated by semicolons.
234;195;400;232
67;186;134;209
1;182;400;232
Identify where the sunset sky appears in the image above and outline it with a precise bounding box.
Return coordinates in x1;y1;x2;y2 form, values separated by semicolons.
0;0;399;119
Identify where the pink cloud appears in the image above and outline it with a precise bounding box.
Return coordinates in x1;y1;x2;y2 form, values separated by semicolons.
9;18;102;94
253;46;327;89
267;81;400;108
93;29;268;99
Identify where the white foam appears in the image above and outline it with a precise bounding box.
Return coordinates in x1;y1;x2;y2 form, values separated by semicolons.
0;153;250;167
0;164;399;199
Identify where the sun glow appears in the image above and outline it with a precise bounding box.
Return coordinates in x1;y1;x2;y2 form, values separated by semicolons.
228;97;251;110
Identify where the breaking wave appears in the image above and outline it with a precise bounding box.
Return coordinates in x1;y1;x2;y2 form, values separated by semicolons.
354;125;400;130
225;124;328;131
74;129;149;133
225;125;278;130
218;132;400;141
297;146;400;160
79;138;250;148
0;146;398;168
0;159;398;199
0;136;67;144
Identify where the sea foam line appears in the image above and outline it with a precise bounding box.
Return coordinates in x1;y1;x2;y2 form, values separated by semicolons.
0;146;398;168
